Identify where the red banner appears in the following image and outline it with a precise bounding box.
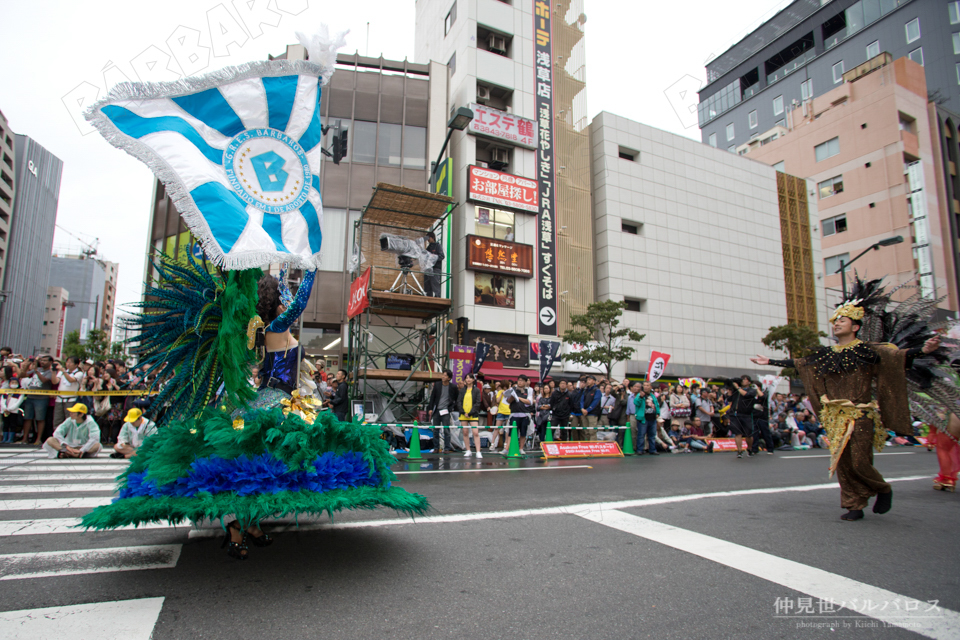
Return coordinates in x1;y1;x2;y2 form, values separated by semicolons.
468;165;539;213
467;102;537;149
541;441;623;458
647;351;671;383
347;268;371;319
704;438;740;452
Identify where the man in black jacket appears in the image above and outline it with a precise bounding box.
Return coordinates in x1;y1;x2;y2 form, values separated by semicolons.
549;380;572;441
427;369;455;452
423;232;444;298
331;369;350;422
728;375;757;458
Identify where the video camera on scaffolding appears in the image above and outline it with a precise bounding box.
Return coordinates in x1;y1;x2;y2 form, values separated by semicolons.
378;234;438;296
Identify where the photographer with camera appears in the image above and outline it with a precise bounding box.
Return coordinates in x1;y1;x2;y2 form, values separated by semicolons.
423;231;444;298
52;356;85;430
728;375;758;459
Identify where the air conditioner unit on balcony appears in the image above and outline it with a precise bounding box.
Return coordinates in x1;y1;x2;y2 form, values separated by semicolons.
488;34;507;55
476;161;489;168
491;148;509;167
477;85;491;103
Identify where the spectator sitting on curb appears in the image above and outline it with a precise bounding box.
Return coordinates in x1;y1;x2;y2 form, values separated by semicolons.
679;419;715;452
111;408;157;459
41;403;101;458
656;417;678;452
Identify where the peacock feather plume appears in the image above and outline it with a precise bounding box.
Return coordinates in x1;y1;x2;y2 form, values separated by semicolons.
124;249;260;425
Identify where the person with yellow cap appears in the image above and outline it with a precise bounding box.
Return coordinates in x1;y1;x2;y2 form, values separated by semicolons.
42;403;101;459
112;408;157;459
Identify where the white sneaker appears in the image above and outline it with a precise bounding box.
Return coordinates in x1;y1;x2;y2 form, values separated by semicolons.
464;450;473;457
476;452;483;458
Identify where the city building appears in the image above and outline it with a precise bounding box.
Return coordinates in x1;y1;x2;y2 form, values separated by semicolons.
0;134;62;356
743;56;958;313
48;255;117;342
930;105;960;302
0;110;15;288
589;112;826;380
698;0;960;152
412;0;593;379
39;286;69;357
143;48;445;369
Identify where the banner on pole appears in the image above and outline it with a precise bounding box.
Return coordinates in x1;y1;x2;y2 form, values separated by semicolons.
346;268;371;319
647;351;671;383
538;339;560;383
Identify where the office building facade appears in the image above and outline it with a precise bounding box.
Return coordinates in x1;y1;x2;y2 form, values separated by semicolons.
39;286;69;357
49;255;118;342
698;0;960;152
0;135;62;355
0;110;14;288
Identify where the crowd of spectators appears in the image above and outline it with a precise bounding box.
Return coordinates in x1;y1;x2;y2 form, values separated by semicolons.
0;347;155;449
413;371;832;456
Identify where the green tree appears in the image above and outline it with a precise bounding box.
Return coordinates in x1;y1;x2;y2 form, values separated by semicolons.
761;323;827;377
61;330;87;361
561;299;645;378
59;328;126;363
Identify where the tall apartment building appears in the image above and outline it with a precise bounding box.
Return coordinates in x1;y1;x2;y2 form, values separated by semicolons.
744;56;958;313
39;286;69;357
48;255;115;341
415;0;591;355
144;48;444;368
0;110;14;288
589;112;825;380
0;135;62;355
698;0;960;151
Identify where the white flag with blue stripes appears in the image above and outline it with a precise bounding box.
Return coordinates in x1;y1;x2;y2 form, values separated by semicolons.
85;29;346;270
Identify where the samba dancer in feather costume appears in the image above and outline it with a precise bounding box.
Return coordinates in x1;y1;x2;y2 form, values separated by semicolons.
78;28;428;558
751;277;956;521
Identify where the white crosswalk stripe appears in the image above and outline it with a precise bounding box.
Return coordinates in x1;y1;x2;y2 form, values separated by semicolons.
0;464;128;471
0;597;165;639
0;484;117;494
0;545;182;580
0;497;114;510
0;474;121;481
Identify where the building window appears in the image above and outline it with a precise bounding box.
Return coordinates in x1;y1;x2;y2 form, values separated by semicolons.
727;144;736;153
953;32;960;55
621;220;643;235
818;175;844;199
800;78;813;101
475;207;515;240
773;160;785;172
957;62;960;85
444;2;457;36
905;17;920;43
866;40;880;58
352;121;377;164
726;123;735;141
403;125;427;169
815;136;840;162
624;298;646;313
951;1;960;24
773;95;784;116
448;52;457;75
832;61;844;83
749;110;758;129
825;252;851;274
474;272;514;308
708;133;717;148
618;147;637;161
822;214;848;237
775;119;786;128
908;47;924;66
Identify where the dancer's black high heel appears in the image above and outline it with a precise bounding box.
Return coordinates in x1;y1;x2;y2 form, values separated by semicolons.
247;525;273;547
221;520;248;559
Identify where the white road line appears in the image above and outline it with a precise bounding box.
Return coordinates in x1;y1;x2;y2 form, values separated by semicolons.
0;497;112;511
576;509;959;640
0;474;120;481
0;484;116;494
0;597;164;640
394;464;593;475
0;464;127;472
782;452;918;459
0;545;181;580
0;518;186;537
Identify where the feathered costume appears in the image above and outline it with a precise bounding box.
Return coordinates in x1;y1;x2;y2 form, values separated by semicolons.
767;277;958;512
79;28;428;534
81;253;427;532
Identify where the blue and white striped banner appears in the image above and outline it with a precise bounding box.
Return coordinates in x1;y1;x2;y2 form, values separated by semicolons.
85;32;344;270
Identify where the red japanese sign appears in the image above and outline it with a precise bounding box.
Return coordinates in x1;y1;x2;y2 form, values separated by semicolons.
704;438;741;452
468;103;537;149
540;441;624;458
647;351;671;383
468;166;539;213
466;235;533;278
347;268;371;319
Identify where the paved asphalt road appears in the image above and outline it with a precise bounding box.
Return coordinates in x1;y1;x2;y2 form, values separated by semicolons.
0;444;957;640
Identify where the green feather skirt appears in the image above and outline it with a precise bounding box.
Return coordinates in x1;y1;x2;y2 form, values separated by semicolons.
81;406;428;531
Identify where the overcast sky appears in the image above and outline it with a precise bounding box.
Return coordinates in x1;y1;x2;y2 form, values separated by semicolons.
0;0;791;318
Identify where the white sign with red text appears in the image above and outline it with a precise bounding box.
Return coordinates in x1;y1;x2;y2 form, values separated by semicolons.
467;166;539;213
467;103;537;149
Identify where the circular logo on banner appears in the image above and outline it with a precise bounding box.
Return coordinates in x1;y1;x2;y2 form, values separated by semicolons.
649;357;666;382
223;128;310;214
539;307;556;326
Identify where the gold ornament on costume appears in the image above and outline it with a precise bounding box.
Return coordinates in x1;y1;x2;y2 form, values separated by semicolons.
246;316;265;350
232;418;245;431
829;300;865;323
280;390;322;423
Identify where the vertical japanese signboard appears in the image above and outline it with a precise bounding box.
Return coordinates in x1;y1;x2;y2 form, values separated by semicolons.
433;158;454;299
534;0;558;335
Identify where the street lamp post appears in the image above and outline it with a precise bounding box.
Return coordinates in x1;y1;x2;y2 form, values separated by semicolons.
428;106;474;193
836;235;904;299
